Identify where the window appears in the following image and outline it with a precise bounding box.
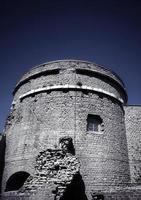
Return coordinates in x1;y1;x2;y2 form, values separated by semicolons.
87;115;103;133
5;171;30;192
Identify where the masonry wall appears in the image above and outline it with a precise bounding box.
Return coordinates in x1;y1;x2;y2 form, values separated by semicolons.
0;135;6;193
124;105;141;185
12;60;127;103
2;60;131;199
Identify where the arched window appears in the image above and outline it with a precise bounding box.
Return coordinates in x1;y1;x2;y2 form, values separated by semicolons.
5;171;30;192
87;115;103;133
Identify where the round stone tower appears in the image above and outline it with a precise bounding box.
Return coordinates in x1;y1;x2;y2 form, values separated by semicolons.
2;60;130;199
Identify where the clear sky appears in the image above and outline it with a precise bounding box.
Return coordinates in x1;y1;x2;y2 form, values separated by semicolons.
0;0;141;132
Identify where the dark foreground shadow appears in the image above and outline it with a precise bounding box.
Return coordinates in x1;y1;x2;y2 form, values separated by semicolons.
60;173;88;200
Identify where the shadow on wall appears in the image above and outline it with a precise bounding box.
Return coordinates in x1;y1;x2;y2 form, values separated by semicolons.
0;135;6;194
60;172;88;200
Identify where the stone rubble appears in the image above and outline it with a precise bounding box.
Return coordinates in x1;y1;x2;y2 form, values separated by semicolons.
18;144;80;199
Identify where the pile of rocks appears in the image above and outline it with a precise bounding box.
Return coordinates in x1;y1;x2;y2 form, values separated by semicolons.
19;147;80;199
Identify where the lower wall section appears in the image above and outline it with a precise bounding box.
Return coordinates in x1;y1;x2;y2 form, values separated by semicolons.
1;187;141;200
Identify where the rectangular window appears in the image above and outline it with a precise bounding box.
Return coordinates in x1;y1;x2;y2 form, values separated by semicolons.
87;114;103;132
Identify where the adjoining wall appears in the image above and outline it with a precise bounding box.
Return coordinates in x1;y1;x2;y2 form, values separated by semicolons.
124;105;141;185
0;134;6;193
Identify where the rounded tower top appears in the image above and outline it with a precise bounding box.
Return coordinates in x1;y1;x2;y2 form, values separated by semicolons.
13;60;127;104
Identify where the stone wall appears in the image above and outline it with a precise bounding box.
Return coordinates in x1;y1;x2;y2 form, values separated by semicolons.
13;60;126;97
18;137;80;199
0;134;6;193
124;105;141;184
2;60;132;199
2;137;83;200
12;60;127;103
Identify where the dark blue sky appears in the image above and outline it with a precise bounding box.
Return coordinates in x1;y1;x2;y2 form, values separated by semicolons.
0;0;141;132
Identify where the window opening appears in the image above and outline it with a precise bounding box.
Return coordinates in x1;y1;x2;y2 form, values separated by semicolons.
87;115;103;132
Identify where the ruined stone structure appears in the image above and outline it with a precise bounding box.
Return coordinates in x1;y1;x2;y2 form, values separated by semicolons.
0;60;141;199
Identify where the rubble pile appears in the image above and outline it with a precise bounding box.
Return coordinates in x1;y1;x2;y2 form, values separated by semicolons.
18;137;80;199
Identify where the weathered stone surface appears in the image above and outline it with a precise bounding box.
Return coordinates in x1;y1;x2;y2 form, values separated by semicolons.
124;106;141;184
18;148;80;199
0;134;5;194
1;60;141;199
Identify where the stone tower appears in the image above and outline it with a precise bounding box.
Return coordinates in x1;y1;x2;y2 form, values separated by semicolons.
2;60;131;199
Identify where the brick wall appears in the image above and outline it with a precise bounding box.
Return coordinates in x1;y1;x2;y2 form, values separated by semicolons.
2;60;133;199
124;105;141;184
0;135;6;193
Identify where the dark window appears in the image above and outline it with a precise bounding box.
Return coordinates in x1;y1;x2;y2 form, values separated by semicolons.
87;115;103;132
5;171;30;192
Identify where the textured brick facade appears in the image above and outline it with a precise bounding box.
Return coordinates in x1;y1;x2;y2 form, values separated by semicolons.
124;106;141;185
0;135;5;194
0;60;141;199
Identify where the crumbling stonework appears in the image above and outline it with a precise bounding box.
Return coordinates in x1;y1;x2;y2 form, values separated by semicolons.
18;137;80;199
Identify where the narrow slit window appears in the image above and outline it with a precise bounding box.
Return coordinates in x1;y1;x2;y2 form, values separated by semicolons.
87;115;103;132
